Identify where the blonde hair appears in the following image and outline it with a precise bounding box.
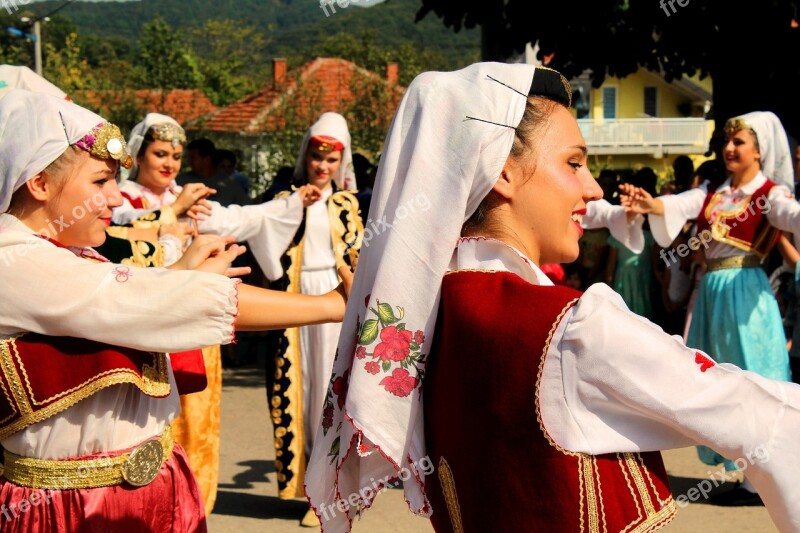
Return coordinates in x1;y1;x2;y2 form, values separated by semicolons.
7;146;87;217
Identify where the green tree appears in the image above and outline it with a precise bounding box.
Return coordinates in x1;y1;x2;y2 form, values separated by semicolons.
136;16;201;91
312;29;447;86
416;0;800;137
187;19;268;106
44;32;91;93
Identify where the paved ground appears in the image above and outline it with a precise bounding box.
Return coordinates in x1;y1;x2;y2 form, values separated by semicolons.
208;362;776;532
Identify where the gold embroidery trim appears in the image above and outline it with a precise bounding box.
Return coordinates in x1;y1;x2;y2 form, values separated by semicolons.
703;193;778;257
3;426;174;489
705;255;762;272
0;336;31;416
0;336;170;440
328;191;363;270
276;238;306;499
624;453;656;515
581;456;601;533
437;457;464;533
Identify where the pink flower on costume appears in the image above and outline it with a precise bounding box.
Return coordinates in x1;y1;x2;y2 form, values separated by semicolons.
355;346;367;359
413;330;425;345
364;361;380;375
379;368;417;397
373;326;412;362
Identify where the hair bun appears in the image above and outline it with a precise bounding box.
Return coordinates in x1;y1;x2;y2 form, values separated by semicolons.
529;67;572;108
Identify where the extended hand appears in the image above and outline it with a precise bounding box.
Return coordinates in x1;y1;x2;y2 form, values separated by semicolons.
298;184;322;207
172;183;216;218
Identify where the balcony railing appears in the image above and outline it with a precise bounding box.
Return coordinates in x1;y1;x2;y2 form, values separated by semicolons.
577;118;712;156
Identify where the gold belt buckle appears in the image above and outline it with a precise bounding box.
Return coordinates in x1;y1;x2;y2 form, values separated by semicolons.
121;439;164;487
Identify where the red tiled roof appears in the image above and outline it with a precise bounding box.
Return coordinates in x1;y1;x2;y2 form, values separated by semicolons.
74;89;217;124
190;58;404;133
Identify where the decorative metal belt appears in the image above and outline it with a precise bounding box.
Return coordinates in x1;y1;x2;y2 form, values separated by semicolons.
2;426;174;489
705;255;762;272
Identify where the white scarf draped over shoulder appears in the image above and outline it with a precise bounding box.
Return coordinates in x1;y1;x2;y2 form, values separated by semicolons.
305;62;540;531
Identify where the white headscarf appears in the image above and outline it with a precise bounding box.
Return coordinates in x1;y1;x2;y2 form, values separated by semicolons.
0;65;68;101
731;111;794;193
305;62;546;530
293;112;356;191
125;113;186;181
0;89;111;213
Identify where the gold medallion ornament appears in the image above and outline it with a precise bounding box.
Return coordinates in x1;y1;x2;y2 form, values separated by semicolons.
122;439;165;487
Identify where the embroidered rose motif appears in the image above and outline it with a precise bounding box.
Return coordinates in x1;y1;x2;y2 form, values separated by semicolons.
379;368;417;397
356;299;426;399
332;370;349;409
322;406;334;430
695;352;716;372
373;326;413;362
364;361;380;375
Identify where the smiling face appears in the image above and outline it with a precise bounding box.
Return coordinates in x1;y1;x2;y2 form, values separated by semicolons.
723;128;761;179
466;100;602;266
136;139;184;192
305;146;342;191
511;104;601;264
47;153;123;247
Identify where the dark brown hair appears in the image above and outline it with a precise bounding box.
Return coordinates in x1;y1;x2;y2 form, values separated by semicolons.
461;95;562;236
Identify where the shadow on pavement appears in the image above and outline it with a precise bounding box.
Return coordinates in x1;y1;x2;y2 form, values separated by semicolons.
668;475;740;505
218;459;276;490
212;491;308;520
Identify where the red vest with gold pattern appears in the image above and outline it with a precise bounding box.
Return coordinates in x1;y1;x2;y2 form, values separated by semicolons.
424;271;676;533
0;334;172;440
695;180;781;257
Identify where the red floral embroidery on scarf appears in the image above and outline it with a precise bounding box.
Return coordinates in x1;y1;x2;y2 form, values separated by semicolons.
379;368;417;397
374;326;413;362
355;346;367;359
321;406;334;431
695;352;716;372
364;361;380;374
332;370;349;409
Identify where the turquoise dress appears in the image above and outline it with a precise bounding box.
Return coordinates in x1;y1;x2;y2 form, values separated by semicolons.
608;231;655;319
689;263;791;470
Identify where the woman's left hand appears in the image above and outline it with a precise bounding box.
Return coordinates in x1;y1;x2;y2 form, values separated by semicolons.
168;234;251;277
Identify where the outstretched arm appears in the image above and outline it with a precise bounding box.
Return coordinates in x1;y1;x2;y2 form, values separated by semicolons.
236;267;351;330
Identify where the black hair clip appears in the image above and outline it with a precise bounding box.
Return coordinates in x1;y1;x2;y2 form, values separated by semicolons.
464;116;517;131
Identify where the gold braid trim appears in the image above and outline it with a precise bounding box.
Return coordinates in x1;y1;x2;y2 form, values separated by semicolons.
328;191;364;270
3;427;174;489
0;336;170;441
437;457;464;533
276;238;306;499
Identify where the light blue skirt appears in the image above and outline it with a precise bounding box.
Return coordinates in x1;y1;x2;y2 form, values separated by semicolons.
687;265;790;469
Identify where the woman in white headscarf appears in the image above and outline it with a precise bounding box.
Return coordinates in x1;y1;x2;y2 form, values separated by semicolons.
304;64;800;533
267;112;364;526
0;90;351;532
622;111;800;501
113;112;320;278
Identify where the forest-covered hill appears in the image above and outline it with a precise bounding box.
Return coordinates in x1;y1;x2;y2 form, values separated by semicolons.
25;0;480;70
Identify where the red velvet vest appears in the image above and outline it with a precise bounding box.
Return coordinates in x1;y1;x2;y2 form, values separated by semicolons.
424;271;676;533
695;180;781;257
0;334;205;440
